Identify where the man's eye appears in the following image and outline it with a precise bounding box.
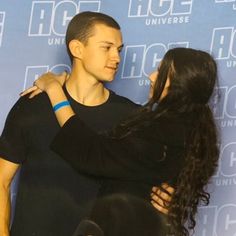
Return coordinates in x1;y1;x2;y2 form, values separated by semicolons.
102;46;110;50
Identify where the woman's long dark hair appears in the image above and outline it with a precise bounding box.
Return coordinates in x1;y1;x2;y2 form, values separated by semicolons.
110;48;219;236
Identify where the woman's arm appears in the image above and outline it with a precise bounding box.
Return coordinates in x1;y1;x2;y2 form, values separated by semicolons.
28;72;75;127
50;114;154;180
21;72;72;127
44;83;75;127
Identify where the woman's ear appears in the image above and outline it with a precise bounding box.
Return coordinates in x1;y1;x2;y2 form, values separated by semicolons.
68;39;84;60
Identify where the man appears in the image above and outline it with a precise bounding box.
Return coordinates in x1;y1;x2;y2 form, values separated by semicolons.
0;12;170;236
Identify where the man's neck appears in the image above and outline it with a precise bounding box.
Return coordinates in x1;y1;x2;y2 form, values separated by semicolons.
65;69;110;106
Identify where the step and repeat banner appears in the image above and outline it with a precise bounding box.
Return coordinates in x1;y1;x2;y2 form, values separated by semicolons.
0;1;235;235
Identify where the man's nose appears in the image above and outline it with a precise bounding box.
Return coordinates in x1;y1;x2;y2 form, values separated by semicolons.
110;49;121;63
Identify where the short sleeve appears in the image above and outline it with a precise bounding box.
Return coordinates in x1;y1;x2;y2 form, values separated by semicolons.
0;98;28;164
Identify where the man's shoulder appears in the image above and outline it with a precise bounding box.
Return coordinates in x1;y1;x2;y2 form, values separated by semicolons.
5;93;52;125
10;93;50;114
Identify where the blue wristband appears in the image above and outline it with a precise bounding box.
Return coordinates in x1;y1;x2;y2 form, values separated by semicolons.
53;100;70;112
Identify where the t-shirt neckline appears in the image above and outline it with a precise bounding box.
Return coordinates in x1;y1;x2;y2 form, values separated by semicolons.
63;85;112;108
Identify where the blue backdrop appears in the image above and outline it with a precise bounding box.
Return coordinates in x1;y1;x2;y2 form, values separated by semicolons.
0;1;235;235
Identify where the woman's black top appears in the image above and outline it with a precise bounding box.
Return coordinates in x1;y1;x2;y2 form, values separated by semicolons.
51;115;190;200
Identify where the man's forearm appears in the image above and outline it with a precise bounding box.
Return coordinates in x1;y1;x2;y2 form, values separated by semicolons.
0;158;20;236
0;184;11;236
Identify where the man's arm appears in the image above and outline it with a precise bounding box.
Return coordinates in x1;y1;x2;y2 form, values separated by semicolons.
0;158;19;236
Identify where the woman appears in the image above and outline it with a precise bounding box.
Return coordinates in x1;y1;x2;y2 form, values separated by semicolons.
24;48;219;235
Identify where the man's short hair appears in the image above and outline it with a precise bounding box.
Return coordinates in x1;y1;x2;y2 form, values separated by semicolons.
66;11;121;63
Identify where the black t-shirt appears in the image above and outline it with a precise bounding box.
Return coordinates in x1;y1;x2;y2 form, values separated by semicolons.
0;89;138;236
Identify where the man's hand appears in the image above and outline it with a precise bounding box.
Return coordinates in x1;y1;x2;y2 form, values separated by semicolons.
20;71;69;98
150;183;174;215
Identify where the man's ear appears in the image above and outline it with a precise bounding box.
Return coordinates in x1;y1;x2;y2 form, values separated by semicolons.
69;39;84;59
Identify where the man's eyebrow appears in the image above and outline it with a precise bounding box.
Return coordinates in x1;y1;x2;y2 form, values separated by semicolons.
98;41;124;48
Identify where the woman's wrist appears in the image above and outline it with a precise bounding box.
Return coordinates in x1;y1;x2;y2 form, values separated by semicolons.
45;82;62;95
53;101;70;112
46;84;67;106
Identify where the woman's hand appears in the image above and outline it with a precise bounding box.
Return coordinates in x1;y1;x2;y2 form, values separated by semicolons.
21;71;69;98
20;85;42;99
150;183;174;215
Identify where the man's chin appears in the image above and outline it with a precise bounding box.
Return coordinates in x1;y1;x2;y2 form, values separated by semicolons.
99;76;115;83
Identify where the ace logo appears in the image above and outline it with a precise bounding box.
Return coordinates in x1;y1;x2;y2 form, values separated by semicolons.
128;0;193;17
0;12;6;47
195;205;236;236
23;64;70;90
28;1;101;37
121;41;189;78
211;27;236;60
128;0;193;25
219;143;236;178
215;0;236;10
212;86;236;120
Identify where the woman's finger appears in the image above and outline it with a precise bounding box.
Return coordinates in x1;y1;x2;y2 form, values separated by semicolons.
151;189;170;208
151;189;171;204
20;86;38;97
151;200;169;215
28;89;43;99
161;183;175;194
152;186;172;202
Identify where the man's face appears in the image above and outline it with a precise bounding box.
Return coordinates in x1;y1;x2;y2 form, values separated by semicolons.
80;24;123;83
